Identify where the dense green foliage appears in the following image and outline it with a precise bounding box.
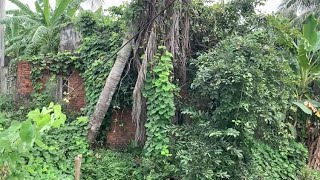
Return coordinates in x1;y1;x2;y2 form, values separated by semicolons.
3;0;320;179
2;0;82;56
172;111;243;179
138;47;177;179
0;103;66;179
76;10;134;116
189;30;307;178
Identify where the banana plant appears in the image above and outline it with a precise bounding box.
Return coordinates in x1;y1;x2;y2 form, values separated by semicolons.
1;0;83;56
290;14;320;138
296;14;320;99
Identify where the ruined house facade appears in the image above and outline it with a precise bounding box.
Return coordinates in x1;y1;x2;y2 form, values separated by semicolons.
15;25;135;149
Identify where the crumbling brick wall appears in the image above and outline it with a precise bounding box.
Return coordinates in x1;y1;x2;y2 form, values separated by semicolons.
16;61;33;96
67;71;86;111
16;61;85;111
106;108;136;149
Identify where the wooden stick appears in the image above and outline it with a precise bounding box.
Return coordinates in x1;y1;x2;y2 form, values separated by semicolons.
74;154;82;180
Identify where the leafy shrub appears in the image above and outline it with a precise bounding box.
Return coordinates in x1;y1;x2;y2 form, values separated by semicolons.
192;31;296;144
299;166;320;180
0;93;15;112
82;149;136;180
250;141;307;179
0;103;66;179
191;30;300;178
24;116;90;179
172;110;245;179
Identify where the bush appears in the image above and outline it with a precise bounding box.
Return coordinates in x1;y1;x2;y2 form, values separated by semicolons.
172;110;245;179
24;116;90;179
190;30;301;178
0;93;15;112
82;149;136;180
250;141;307;179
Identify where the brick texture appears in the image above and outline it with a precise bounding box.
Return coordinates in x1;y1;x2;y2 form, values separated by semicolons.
68;71;86;111
16;61;136;147
16;61;33;96
16;61;85;112
106;108;136;149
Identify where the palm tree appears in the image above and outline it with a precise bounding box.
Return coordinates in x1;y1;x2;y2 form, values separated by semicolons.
278;0;320;25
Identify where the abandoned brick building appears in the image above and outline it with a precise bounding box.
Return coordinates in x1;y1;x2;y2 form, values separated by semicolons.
14;25;135;149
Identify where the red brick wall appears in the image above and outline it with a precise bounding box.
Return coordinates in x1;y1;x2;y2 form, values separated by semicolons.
16;61;33;96
68;71;86;111
106;108;136;149
16;61;85;112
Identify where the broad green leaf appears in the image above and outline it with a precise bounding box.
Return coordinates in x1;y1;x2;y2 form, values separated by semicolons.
41;106;53;115
51;0;73;23
35;133;48;149
8;0;36;17
311;63;320;74
76;116;88;124
53;104;62;114
0;16;38;25
36;114;51;131
306;99;320;107
27;108;41;121
293;102;312;115
313;32;320;52
43;0;50;26
7;120;21;132
52;115;66;128
19;120;35;143
287;123;297;139
298;44;309;70
303;14;318;49
35;2;43;14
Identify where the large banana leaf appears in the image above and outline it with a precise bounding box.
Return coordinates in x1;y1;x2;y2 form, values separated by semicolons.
302;14;318;50
297;44;309;70
8;0;36;17
43;0;51;26
0;16;38;25
51;0;74;23
31;26;50;44
293;101;312;115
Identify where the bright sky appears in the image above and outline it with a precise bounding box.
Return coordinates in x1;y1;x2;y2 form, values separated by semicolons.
5;0;282;14
5;0;127;11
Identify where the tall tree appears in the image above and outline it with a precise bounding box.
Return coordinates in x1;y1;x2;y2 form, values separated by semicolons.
87;23;137;144
87;0;191;145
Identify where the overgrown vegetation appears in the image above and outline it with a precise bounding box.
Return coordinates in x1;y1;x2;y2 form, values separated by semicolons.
2;0;320;179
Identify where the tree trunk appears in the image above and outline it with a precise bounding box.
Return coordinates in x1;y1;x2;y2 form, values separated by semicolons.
0;0;6;92
87;25;136;144
308;135;320;169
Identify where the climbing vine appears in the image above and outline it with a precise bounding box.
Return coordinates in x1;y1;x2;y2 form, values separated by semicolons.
28;52;81;92
143;46;176;157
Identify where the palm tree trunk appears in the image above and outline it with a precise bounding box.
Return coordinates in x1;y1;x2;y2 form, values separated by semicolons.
87;24;136;144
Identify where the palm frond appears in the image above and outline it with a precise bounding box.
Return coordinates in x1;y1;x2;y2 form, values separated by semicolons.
8;0;36;17
67;0;83;18
31;25;50;44
0;16;38;25
5;10;21;15
278;0;320;25
35;1;44;15
51;0;73;23
43;0;51;26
